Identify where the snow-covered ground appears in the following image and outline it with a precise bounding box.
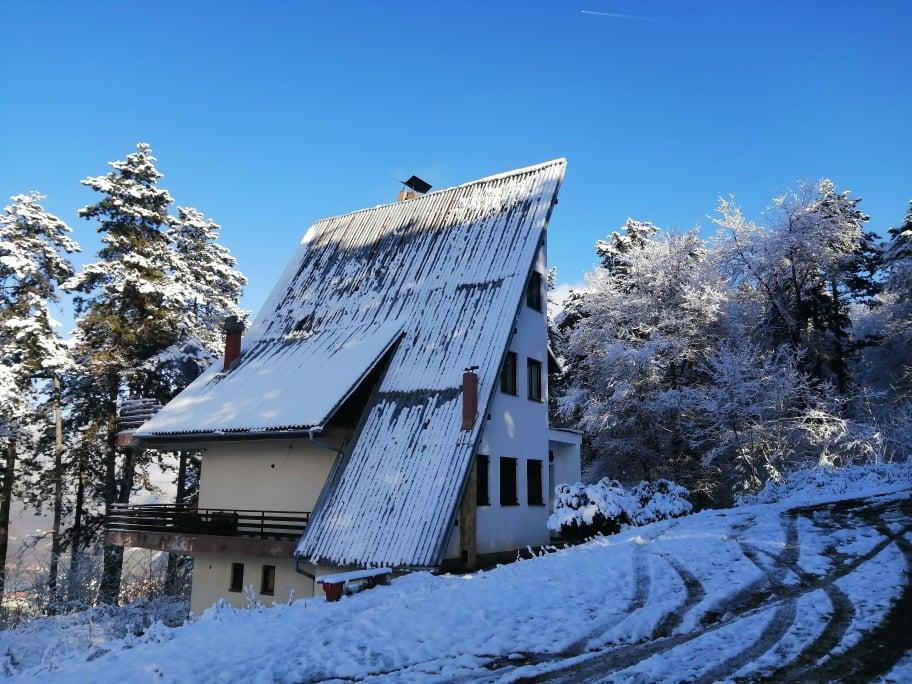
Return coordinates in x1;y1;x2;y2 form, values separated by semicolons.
1;462;910;683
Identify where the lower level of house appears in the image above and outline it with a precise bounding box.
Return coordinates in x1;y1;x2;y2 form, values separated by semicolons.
107;428;582;614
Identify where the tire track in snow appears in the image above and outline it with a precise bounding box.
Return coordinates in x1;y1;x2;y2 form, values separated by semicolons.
529;495;910;684
768;499;912;682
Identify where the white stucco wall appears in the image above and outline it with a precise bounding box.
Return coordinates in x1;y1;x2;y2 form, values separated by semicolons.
471;245;553;556
196;434;345;512
189;434;347;613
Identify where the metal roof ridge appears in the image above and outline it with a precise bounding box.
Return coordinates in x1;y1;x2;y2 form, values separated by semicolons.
303;158;567;229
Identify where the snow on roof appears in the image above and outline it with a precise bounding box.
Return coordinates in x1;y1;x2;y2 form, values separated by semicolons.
141;158;566;568
137;321;403;435
296;159;565;568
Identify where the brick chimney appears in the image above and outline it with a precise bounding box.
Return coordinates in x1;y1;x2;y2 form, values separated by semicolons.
461;367;479;431
223;316;244;371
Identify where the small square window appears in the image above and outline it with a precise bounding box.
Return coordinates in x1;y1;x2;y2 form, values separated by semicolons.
500;457;518;506
229;562;244;593
526;271;543;311
261;565;275;596
501;351;517;395
477;454;490;506
527;358;543;402
527;459;544;506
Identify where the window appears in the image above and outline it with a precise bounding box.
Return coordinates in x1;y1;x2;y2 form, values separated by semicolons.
500;457;518;506
261;564;276;596
229;562;244;593
501;351;517;395
527;358;543;402
477;454;490;506
526;271;543;311
527;459;544;505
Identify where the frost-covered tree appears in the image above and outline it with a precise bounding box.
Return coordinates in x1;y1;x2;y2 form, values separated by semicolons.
554;222;727;493
713;181;880;393
64;143;182;604
0;192;79;598
151;206;247;390
680;343;875;498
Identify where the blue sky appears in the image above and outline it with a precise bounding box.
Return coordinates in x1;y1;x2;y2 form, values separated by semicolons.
1;1;910;314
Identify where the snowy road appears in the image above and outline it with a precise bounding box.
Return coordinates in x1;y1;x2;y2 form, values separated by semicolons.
5;486;911;683
495;493;912;683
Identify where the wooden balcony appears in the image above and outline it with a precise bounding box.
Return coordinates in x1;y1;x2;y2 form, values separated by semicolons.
105;503;310;558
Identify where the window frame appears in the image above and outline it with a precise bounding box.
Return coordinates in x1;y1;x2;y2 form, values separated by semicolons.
527;459;545;506
526;271;543;312
476;454;490;506
499;456;518;506
260;564;276;596
229;562;244;593
501;351;518;396
527;357;543;402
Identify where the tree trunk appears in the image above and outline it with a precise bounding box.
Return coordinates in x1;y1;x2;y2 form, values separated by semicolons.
165;451;188;596
67;457;85;607
830;279;849;394
0;439;16;607
47;375;64;613
99;378;123;605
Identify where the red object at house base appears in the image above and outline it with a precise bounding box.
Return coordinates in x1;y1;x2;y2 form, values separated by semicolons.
322;581;344;602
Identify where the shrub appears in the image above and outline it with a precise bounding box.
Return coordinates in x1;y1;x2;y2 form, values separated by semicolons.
548;478;692;541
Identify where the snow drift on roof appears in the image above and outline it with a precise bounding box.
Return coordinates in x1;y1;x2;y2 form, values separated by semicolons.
137;321;403;435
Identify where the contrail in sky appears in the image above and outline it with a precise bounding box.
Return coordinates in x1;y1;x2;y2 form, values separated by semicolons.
580;9;654;21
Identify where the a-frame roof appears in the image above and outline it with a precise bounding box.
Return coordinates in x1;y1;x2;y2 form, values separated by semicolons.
140;159;566;568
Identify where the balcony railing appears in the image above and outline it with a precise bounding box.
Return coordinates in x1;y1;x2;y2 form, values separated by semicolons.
106;503;310;542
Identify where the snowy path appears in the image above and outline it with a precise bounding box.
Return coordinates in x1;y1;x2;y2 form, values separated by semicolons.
4;489;910;683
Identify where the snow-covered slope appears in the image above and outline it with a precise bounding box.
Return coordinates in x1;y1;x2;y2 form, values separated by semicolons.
3;463;910;683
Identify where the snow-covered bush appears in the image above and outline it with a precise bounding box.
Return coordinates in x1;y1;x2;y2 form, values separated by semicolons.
629;479;693;525
547;479;633;541
548;478;692;540
0;596;188;677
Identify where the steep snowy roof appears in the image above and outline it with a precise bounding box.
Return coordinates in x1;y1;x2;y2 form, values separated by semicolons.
140;158;566;567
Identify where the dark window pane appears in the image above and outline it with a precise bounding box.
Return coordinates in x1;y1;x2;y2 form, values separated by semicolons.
500;457;518;505
526;271;543;311
527;459;544;505
229;562;244;592
501;351;517;395
477;454;490;506
527;358;543;402
261;565;275;596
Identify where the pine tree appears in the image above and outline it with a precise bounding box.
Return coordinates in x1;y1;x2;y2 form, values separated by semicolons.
155;206;247;389
0;192;79;602
64;143;180;604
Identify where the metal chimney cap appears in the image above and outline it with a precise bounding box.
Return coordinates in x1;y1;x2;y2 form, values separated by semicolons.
223;315;245;334
401;175;432;195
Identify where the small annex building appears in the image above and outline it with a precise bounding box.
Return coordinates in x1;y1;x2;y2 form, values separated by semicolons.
108;159;581;613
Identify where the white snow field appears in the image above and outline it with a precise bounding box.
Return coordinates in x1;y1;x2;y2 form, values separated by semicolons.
2;463;910;683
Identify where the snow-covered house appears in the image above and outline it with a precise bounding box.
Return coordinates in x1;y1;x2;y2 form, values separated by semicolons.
106;160;581;613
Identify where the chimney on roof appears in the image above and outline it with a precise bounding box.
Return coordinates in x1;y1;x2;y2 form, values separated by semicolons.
223;316;244;371
398;175;432;202
461;366;479;431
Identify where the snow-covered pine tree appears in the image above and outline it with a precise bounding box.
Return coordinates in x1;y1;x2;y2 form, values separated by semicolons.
0;192;79;601
64;143;182;604
154;206;247;390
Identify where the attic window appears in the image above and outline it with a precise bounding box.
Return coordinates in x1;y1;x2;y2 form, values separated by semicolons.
501;351;517;395
526;271;543;311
